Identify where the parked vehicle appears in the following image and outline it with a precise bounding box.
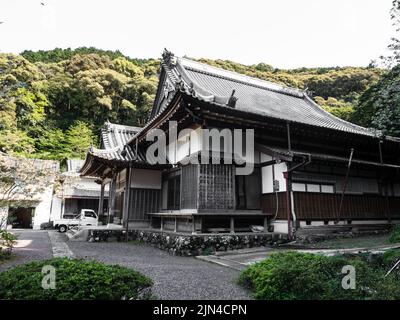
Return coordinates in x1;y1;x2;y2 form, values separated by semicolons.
54;209;98;232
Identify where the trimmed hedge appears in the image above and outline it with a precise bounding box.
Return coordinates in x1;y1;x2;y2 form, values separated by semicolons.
239;251;400;300
0;258;153;300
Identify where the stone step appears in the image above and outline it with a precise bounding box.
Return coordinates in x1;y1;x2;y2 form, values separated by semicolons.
66;228;90;241
196;255;246;271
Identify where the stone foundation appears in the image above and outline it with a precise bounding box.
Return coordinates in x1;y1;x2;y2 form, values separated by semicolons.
87;229;288;256
295;226;393;245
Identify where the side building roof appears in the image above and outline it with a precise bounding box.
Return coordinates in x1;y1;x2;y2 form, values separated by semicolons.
79;122;145;177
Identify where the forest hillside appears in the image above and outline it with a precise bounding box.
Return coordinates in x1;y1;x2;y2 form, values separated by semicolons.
0;47;394;161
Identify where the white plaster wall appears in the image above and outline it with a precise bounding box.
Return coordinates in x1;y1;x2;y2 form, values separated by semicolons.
270;220;288;234
32;186;54;229
172;126;259;166
174;126;203;163
260;153;287;193
50;197;62;220
261;154;273;193
131;169;161;189
293;172;380;195
274;163;288;192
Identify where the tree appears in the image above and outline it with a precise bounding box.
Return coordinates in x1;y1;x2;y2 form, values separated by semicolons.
380;0;400;67
64;121;96;159
0;47;388;159
354;65;400;136
0;152;57;209
352;0;400;137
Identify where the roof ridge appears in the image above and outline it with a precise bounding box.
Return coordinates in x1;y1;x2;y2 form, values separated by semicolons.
104;121;142;132
178;57;304;98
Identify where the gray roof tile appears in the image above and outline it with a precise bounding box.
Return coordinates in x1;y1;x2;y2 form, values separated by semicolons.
175;57;377;137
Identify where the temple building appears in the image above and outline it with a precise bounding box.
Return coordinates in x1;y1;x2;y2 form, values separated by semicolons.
80;50;400;238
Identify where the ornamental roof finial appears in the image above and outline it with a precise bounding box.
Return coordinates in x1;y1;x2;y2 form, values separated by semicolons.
162;48;176;67
227;89;238;108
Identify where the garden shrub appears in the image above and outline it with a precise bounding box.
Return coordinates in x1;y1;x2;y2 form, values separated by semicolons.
239;251;400;300
0;258;153;300
0;229;17;259
389;225;400;243
379;249;400;268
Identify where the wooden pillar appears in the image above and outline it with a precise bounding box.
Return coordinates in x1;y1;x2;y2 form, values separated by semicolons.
384;179;392;223
160;217;164;231
123;167;131;228
108;173;117;224
98;183;105;217
174;217;178;232
192;217;196;234
198;217;203;234
230;217;235;234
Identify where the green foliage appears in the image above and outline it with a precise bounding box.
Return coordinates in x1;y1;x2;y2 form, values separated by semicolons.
239;251;400;300
0;227;17;259
21;47;146;65
0;47;389;160
0;258;153;300
0;214;17;260
64;121;96;159
389;224;400;243
198;58;383;102
0;49;158;160
314;97;355;121
381;249;400;267
354;65;400;136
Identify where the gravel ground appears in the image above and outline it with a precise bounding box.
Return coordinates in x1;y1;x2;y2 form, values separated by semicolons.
0;229;53;272
68;241;252;300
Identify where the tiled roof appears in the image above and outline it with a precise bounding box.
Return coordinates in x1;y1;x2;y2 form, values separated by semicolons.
168;56;378;137
66;159;85;173
92;121;142;162
101;121;142;149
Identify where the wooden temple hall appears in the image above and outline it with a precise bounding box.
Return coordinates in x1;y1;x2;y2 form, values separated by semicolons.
80;50;400;238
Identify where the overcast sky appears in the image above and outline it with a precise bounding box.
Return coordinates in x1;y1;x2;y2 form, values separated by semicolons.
0;0;395;68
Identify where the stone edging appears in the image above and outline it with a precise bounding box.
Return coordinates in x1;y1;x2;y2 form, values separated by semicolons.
87;229;288;256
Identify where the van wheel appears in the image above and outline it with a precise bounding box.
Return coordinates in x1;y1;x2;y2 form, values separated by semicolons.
58;225;68;233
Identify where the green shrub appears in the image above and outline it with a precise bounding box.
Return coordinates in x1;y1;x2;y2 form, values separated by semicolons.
0;229;17;260
0;248;10;261
239;251;399;300
389;225;400;243
380;249;400;268
0;258;153;300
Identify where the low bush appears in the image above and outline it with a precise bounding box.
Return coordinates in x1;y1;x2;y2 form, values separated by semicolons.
0;229;17;259
0;258;153;300
0;248;10;261
389;225;400;243
380;249;400;270
239;251;400;300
